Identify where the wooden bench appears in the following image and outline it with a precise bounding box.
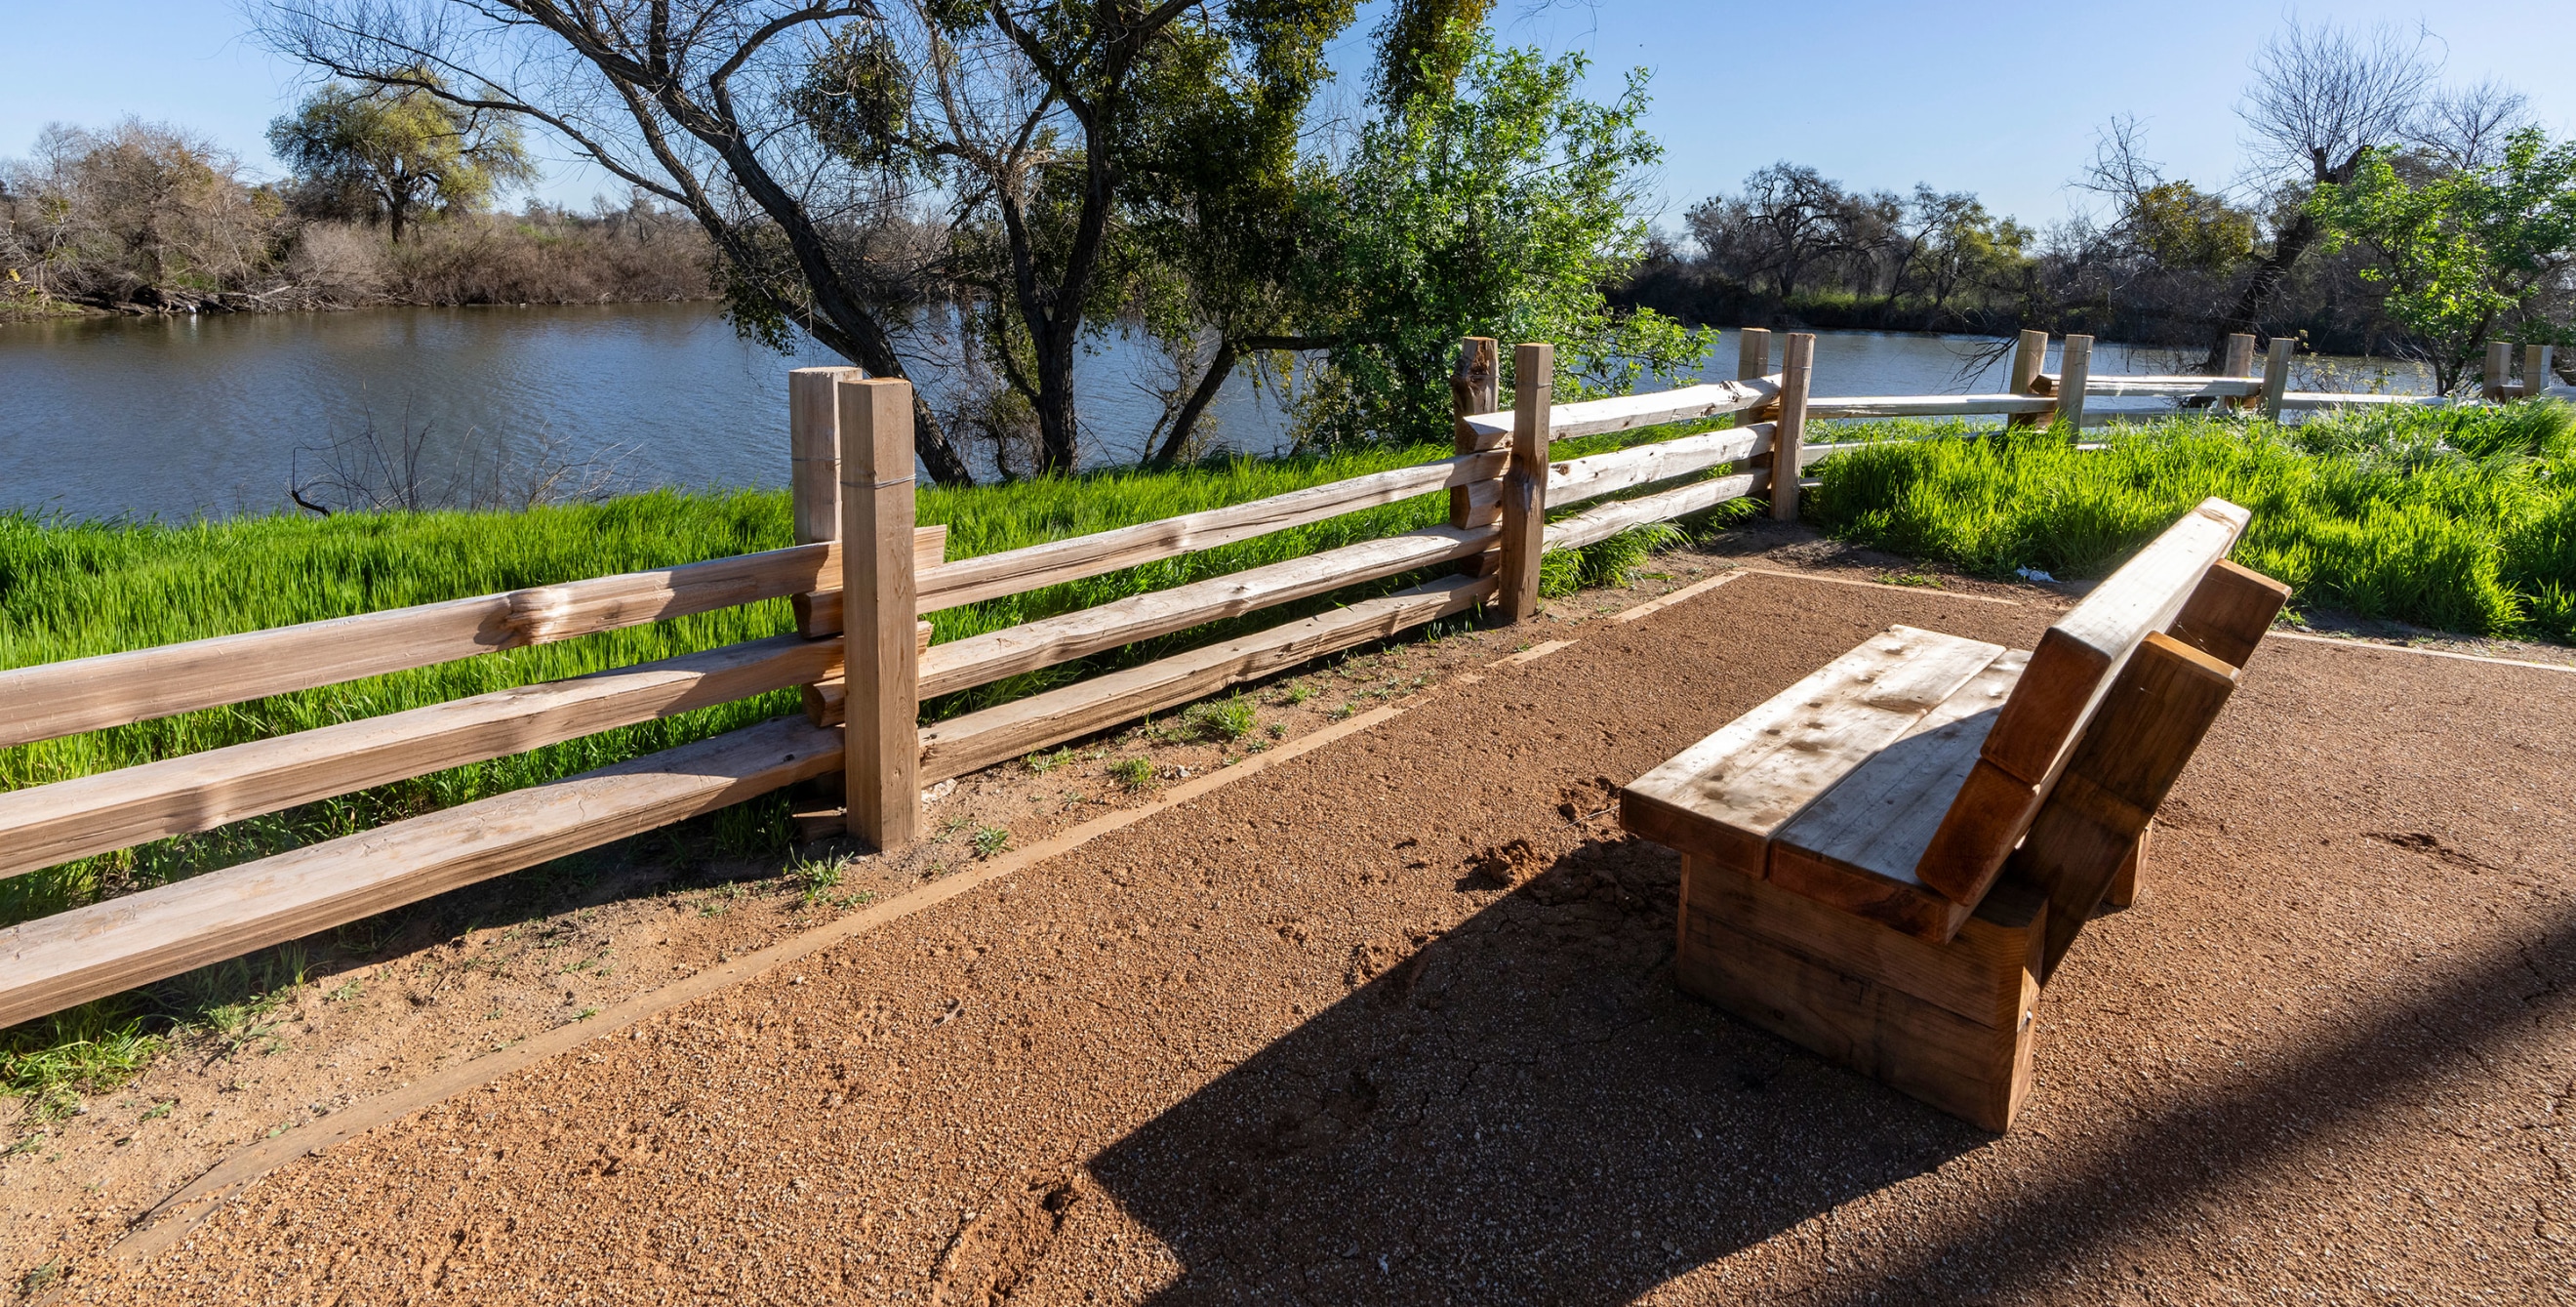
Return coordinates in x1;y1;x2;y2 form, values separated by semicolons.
1620;498;2289;1129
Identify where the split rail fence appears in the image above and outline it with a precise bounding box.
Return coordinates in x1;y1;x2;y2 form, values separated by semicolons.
0;326;2559;1028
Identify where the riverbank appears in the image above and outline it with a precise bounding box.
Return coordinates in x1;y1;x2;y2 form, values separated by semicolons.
0;209;712;322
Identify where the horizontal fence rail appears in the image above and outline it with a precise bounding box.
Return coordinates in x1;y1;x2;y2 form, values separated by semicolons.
0;715;843;1029
0;541;842;751
2;328;2556;1029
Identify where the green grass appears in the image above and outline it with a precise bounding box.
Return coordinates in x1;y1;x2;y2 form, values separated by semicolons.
2;435;1724;932
1183;694;1259;743
1805;402;2576;641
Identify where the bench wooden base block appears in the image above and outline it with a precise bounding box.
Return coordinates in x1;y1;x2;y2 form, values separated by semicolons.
1675;854;2043;1131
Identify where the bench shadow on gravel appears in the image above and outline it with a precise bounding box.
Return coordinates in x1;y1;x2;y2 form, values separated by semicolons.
1085;829;1991;1302
1086;830;2576;1304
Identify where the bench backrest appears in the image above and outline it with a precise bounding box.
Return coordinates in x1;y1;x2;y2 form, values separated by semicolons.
1910;496;2251;902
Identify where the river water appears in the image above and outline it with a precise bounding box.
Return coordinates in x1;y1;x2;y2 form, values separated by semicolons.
0;304;2434;523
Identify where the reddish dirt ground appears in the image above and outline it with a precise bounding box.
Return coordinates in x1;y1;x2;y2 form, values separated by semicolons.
32;564;2576;1305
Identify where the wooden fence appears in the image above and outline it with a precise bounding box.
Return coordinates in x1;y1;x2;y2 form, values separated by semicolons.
0;327;2555;1028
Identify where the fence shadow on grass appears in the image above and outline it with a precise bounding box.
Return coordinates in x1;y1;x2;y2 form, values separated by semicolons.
1084;830;2576;1304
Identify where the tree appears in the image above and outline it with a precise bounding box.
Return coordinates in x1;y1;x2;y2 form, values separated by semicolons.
2213;18;2435;364
1688;163;1868;303
0;119;283;308
259;2;983;483
1895;186;2026;313
261;1;1379;484
2310;128;2576;393
790;0;1353;476
268;76;537;242
1287;30;1705;450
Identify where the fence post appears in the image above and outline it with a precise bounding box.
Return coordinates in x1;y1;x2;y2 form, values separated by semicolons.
1497;342;1552;622
2484;341;2513;401
1770;333;1814;520
839;376;920;852
1737;327;1772;385
788;367;861;838
2056;335;2092;433
1450;337;1501;531
2525;344;2555;400
2221;333;2255;411
2259;338;2293;421
790;366;860;548
2006;329;2050;429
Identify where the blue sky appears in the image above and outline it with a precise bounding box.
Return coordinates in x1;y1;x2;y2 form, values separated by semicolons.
5;2;2573;232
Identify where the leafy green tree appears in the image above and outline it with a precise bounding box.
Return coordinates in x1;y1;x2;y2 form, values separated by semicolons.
267;76;536;243
793;0;1355;476
1287;29;1707;450
2310;128;2576;393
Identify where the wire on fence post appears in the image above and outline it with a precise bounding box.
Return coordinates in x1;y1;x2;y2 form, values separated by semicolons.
839;375;921;851
1451;337;1501;532
2260;338;2293;422
2222;334;2255;412
2057;335;2093;433
2006;329;2049;429
1497;342;1552;622
2484;342;2513;402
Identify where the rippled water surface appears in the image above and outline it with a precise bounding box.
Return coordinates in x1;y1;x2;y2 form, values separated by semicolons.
0;306;2432;523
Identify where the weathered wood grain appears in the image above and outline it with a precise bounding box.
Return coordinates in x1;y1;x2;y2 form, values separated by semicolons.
0;542;841;750
0;715;842;1030
2017;633;2238;977
1975;497;2247;787
0;634;839;881
789;366;861;546
917;573;1495;781
1543;471;1766;554
841;376;920;851
1674;862;2036;1131
911;450;1504;614
1684;854;2042;1032
1772;651;2028;902
1619;627;2008;878
792;526;948;638
916;525;1496;698
1451;337;1502;529
1498;343;1552;622
1546;425;1771;507
1772;334;1815;521
2167;558;2292;669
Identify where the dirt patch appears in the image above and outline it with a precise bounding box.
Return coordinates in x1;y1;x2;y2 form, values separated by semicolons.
17;556;2576;1304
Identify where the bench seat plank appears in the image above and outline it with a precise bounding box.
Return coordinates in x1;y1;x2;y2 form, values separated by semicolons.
1620;627;2008;876
1775;650;2028;884
1765;651;2028;937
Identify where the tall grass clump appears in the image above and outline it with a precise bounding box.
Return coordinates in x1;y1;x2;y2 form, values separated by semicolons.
1805;403;2576;641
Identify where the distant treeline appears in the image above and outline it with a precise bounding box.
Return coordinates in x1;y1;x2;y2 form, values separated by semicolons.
0;119;712;318
1620;33;2576;376
1616;161;2415;357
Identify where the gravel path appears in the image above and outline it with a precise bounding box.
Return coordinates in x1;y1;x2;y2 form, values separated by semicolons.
58;572;2576;1305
